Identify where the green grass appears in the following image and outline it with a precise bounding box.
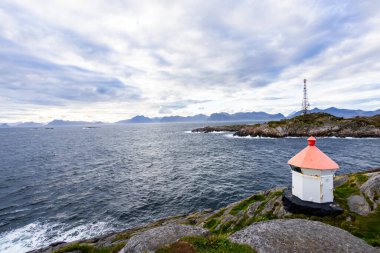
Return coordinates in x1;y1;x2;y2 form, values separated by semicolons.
204;219;220;229
269;190;284;197
268;119;288;128
207;209;226;220
334;176;361;210
355;174;368;185
354;207;380;246
204;190;284;234
330;173;380;246
334;181;360;199
229;194;266;215
157;235;256;253
52;243;125;253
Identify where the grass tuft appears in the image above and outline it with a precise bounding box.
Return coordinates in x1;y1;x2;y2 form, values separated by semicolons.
355;174;369;185
52;243;125;253
229;194;266;215
184;235;256;253
204;219;220;229
157;235;256;253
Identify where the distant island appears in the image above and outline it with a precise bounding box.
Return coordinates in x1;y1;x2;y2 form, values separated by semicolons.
1;107;380;127
193;113;380;138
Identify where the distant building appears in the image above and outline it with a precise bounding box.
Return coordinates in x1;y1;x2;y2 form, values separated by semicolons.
288;136;339;203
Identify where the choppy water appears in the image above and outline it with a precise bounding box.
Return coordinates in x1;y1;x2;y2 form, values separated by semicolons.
0;123;379;252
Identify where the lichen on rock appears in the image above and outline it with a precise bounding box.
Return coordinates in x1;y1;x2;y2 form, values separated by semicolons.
120;225;209;253
348;195;372;215
229;219;379;253
361;173;380;210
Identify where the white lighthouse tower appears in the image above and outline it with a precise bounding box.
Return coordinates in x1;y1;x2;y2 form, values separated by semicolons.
288;136;339;203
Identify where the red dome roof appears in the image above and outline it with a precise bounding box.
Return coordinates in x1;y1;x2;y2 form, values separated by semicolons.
287;136;339;170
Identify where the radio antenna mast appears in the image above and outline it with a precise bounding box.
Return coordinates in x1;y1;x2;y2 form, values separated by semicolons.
301;79;310;115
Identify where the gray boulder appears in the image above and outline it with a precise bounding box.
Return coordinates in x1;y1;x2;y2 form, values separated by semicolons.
229;219;378;253
361;173;380;209
347;195;371;215
334;175;349;188
120;225;209;253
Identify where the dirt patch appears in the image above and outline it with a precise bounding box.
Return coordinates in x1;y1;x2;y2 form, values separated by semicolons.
160;241;197;253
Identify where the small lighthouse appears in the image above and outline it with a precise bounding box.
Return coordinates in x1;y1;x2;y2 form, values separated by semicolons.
287;136;339;203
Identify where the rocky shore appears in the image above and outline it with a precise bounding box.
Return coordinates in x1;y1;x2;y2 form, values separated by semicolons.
29;169;380;253
192;113;380;138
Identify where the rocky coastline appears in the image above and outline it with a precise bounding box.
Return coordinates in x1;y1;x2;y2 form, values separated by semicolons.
30;169;380;253
192;113;380;138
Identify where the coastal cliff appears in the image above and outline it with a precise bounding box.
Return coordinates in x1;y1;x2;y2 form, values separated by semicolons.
30;169;380;253
192;113;380;138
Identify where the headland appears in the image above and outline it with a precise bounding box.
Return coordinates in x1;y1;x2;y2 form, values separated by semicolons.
192;113;380;138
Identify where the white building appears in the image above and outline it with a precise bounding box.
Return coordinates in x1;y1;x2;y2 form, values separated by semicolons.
288;136;339;203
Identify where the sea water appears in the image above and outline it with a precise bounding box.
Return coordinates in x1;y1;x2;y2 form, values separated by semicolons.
0;123;379;252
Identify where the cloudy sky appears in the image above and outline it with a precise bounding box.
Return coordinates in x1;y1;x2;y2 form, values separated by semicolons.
1;0;380;123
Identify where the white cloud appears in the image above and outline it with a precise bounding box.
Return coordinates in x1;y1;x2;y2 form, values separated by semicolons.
0;0;379;122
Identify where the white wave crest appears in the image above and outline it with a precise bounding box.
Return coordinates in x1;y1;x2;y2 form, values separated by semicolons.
343;137;378;140
185;130;229;134
0;220;116;253
285;136;378;139
224;134;274;139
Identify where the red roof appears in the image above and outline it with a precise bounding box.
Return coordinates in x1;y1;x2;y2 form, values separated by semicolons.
287;136;339;170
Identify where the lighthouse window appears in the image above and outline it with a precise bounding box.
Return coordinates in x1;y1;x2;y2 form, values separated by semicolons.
291;166;302;173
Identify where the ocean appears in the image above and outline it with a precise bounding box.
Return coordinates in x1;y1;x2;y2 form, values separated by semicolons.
0;122;379;252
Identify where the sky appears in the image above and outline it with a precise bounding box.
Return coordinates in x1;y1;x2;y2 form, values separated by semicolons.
0;0;380;123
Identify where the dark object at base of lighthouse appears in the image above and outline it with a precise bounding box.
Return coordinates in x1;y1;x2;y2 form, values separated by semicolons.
282;189;344;217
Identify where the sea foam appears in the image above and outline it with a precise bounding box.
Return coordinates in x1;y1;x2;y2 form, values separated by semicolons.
0;221;116;253
224;133;274;139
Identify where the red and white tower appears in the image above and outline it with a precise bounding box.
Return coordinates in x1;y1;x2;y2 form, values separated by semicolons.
288;136;339;203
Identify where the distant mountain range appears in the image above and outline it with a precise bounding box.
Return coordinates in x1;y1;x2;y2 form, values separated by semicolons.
117;114;210;123
117;112;284;124
47;120;104;126
288;107;380;118
1;107;379;127
15;122;44;127
208;112;285;121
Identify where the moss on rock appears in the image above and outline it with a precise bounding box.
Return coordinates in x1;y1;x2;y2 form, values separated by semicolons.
52;242;125;253
157;235;256;253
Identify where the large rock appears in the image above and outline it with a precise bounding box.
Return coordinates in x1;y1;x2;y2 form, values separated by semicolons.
334;175;349;188
229;219;378;253
347;195;371;215
361;173;380;209
120;225;209;253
